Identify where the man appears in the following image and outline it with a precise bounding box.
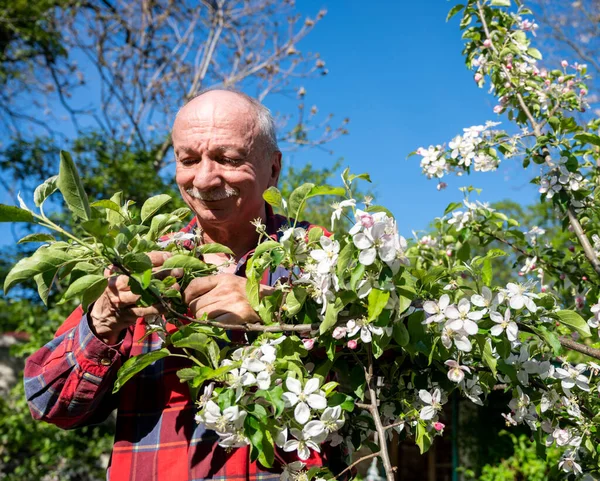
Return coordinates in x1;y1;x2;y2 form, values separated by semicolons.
24;90;329;480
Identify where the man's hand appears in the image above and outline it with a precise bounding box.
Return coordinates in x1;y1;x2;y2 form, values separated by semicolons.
183;274;272;325
89;252;178;345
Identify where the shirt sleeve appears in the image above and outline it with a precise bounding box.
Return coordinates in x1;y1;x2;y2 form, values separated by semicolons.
23;309;129;429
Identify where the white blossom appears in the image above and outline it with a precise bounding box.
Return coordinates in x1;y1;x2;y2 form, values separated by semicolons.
282;377;327;424
490;308;519;341
554;363;590;392
419;388;443;420
445;359;471;383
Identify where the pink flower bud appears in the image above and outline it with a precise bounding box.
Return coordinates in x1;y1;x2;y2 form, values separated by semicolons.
544;80;551;86
437;182;447;191
569;246;575;252
347;340;358;350
493;105;504;114
446;249;453;257
583;276;588;281
483;39;492;48
540;69;548;78
560;273;566;280
332;326;347;340
541;285;547;293
561;60;568;68
580;88;587;96
359;213;374;228
434;422;445;432
567;80;574;88
474;73;483;83
303;338;315;350
558;76;565;83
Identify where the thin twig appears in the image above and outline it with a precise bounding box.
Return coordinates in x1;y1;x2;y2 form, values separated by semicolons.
335;451;381;480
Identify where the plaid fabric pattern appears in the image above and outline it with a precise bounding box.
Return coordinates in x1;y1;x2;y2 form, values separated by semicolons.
24;212;332;481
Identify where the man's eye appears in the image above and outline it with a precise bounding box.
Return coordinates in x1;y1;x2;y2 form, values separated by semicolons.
222;157;243;165
179;158;198;166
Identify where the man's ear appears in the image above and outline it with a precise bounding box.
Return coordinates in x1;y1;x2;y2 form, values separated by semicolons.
268;150;282;187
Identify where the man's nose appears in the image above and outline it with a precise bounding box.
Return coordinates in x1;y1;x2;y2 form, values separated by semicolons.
192;158;224;191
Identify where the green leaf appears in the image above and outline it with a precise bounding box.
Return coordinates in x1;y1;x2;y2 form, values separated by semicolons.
107;192;124;226
91;199;124;216
197;243;234;256
81;218;110;238
253;240;281;258
34;270;55;305
393;321;410;347
17;233;55;244
328;392;355;412
530;325;562;356
256;386;285;417
365;205;394;218
0;204;35;223
307;227;324;244
172;332;209;351
482;338;497;377
162;254;208;270
307;185;345;198
336;242;353;277
368;288;390;321
113;348;171;393
288;183;315;221
141;194;172;223
63;274;107;301
33;175;58;207
263;187;283;210
444;202;463;215
555;310;591;338
246;273;260;311
348;173;371;183
320;298;345;334
481;258;492;285
527;48;542;60
446;4;464;21
123;253;153;273
57;150;91;221
490;0;510;6
285;288;307;316
574;133;600;147
4;248;71;294
82;277;110;310
416;422;432;454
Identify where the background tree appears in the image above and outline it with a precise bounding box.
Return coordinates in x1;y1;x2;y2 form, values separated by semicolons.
0;1;349;480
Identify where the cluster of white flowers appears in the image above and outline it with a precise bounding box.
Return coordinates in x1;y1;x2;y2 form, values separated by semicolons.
416;122;502;180
278;378;345;460
447;199;495;231
539;156;586;200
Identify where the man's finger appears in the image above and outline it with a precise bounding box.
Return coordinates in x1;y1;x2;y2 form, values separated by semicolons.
212;312;247;326
183;276;220;304
107;289;140;307
129;305;165;318
153;266;184;280
147;251;173;267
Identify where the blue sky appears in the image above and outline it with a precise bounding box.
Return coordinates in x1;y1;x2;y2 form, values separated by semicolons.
263;0;539;236
1;0;541;244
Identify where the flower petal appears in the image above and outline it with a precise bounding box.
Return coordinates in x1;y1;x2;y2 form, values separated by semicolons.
295;402;311;424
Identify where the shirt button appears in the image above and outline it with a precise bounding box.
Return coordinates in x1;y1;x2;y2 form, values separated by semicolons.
100;358;112;366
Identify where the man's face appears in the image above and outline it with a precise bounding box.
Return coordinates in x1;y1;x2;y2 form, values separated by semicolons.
172;93;281;230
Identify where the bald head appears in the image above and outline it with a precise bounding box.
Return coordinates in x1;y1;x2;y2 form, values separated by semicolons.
174;89;278;154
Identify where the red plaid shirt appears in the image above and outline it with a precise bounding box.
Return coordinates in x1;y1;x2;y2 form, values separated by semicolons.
24;212;334;481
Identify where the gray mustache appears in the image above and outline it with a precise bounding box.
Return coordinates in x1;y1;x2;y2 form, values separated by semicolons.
185;186;239;201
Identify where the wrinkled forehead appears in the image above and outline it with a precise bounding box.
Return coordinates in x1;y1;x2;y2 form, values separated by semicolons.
173;96;259;141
